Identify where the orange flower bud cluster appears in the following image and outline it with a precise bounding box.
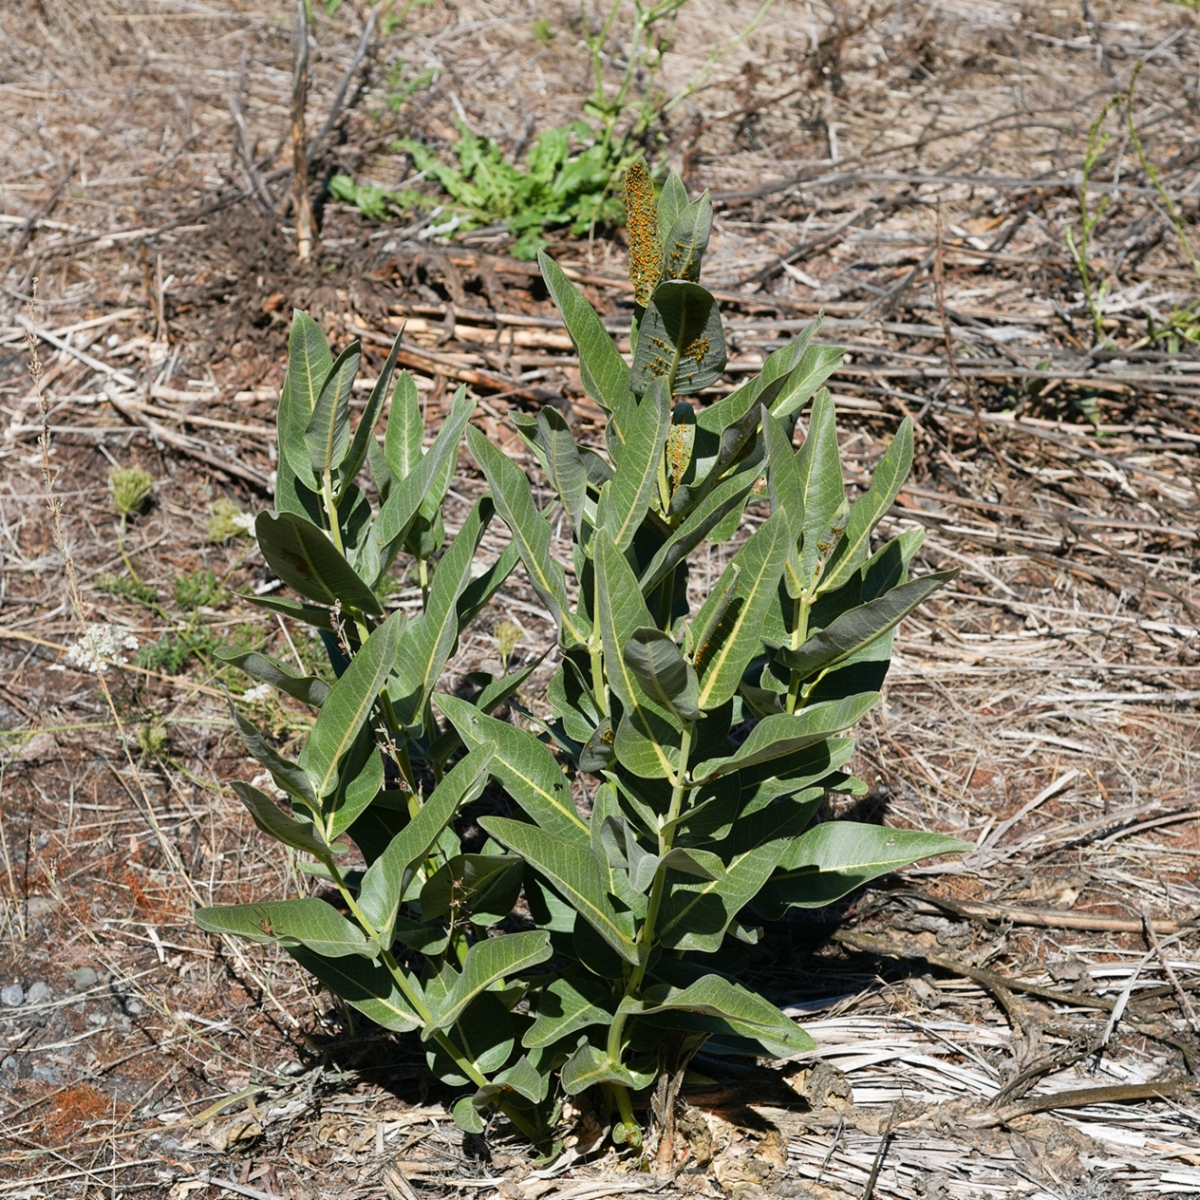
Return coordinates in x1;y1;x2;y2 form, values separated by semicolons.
624;160;661;307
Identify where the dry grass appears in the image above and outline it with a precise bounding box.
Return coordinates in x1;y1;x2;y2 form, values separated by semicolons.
1;0;1198;1197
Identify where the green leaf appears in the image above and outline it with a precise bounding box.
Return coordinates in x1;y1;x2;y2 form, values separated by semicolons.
279;310;332;492
425;991;514;1082
456;540;521;631
195;898;378;958
373;388;474;571
288;946;422;1031
428;930;553;1032
791;388;844;593
621;973;813;1058
339;327;404;495
639;468;758;596
656;172;689;255
769;346;844;422
256;510;383;615
357;746;495;940
661;191;712;283
466;424;589;647
216;647;330;708
602;378;671;551
469;1055;548;1109
631;280;726;397
480;816;639;964
325;724;384;838
240;592;333;632
560;1039;655;1095
763;408;803;540
655;839;793;952
453;1096;486;1134
623;627;700;723
595;532;682;779
516;408;589;536
757;823;973;918
302;610;404;800
229;781;333;858
538;250;632;423
390;497;495;729
420;853;523;925
228;702;316;808
436;694;588;841
781;571;958;680
821;418;913;593
696;693;880;779
383;369;424;481
305;339;360;481
693;511;791;711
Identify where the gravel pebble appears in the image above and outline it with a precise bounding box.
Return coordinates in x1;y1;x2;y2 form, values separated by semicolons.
26;981;52;1005
72;967;99;992
1;984;24;1007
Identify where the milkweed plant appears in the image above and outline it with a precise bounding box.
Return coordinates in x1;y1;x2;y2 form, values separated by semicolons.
197;159;969;1153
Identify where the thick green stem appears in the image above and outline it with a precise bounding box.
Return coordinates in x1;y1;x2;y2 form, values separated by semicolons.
785;592;812;714
605;722;693;1065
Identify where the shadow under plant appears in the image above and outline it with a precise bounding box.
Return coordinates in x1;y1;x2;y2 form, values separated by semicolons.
197;164;970;1162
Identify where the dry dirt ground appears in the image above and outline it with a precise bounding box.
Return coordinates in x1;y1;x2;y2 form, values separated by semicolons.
1;1;1199;1198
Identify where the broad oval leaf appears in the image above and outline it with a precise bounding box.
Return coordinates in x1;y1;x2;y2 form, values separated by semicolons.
305;339;360;481
356;746;495;940
661;191;713;283
436;693;588;841
428;930;553;1032
216;647;330;708
279;310;332;492
288;945;422;1031
623;627;700;723
631;280;727;397
693;511;791;711
538;250;633;424
695;692;880;780
480;816;640;965
757;822;973;918
781;570;958;681
302;609;404;800
230;781;333;859
195;898;378;958
256;510;383;615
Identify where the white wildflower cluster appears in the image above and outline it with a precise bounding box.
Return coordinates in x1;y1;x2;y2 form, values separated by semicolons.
242;683;274;704
64;624;139;674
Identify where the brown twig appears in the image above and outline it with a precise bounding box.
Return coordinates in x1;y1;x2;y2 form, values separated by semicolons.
291;0;316;260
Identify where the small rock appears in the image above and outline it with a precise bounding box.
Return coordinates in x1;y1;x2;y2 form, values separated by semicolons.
0;1055;17;1075
31;1063;62;1084
1;984;24;1008
24;896;59;918
72;967;99;992
26;982;52;1006
124;997;143;1016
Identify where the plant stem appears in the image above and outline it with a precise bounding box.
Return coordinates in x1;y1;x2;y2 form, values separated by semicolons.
604;722;693;1064
785;592;812;713
326;852;540;1136
116;514;146;590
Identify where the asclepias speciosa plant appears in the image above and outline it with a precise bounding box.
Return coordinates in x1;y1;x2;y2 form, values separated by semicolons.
196;159;971;1153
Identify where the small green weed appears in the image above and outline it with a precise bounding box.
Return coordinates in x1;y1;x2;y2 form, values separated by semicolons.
331;120;627;259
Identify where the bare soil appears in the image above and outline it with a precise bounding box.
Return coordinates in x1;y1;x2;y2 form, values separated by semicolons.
1;2;1198;1198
